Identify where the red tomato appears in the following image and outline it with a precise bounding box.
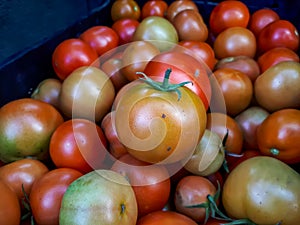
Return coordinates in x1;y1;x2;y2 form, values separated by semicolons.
137;210;198;225
49;118;108;174
141;0;168;19
79;26;119;56
30;168;83;225
248;8;280;37
111;0;141;21
52;38;99;80
143;51;212;110
209;0;250;35
166;0;199;22
257;108;300;164
112;18;140;45
111;153;171;217
257;19;300;54
257;47;300;73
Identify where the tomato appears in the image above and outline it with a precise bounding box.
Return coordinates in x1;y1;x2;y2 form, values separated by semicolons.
257;47;300;73
112;18;140;45
52;38;99;80
174;175;217;223
59;169;138;225
143;51;212;110
166;0;199;22
111;153;171;217
248;8;280;37
227;149;262;172
137;210;198;225
111;0;141;21
222;156;300;225
257;19;299;54
214;55;260;83
213;68;253;116
254;61;300;112
59;66;115;122
133;16;178;51
0;180;21;225
0;98;64;163
49;118;108;174
204;218;227;225
0;158;48;203
234;106;269;150
113;69;207;164
206;112;243;155
256;108;300;164
209;0;250;35
79;26;119;56
213;27;256;59
177;41;216;70
31;78;62;109
121;40;160;81
141;0;168;19
30;168;83;225
172;9;208;42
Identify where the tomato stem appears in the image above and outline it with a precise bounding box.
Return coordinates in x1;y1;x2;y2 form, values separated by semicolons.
270;148;280;156
136;68;192;100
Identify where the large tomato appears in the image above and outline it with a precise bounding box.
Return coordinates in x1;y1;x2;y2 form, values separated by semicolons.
222;156;300;225
111;153;171;217
0;98;64;163
0;158;48;203
113;69;207;164
143;51;211;110
137;210;197;225
49;118;108;174
257;19;299;54
52;38;99;80
256;108;300;164
209;0;250;35
30;168;83;225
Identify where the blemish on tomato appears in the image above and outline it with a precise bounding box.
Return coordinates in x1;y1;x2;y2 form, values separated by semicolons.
167;147;171;151
162;113;166;118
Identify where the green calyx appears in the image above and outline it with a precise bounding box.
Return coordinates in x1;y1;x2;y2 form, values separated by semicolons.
137;68;192;101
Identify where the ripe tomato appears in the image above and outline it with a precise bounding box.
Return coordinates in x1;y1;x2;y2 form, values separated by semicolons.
213;27;256;59
79;26;119;56
0;98;64;163
248;8;280;37
113;70;207;164
257;47;300;73
209;0;250;35
166;0;199;22
137;210;198;225
0;180;21;225
257;108;300;164
257;19;299;54
141;0;168;19
174;175;217;223
213;68;253;116
52;38;99;80
143;51;212;110
177;41;216;70
206;112;243;155
111;153;171;217
0;158;48;203
111;0;141;21
30;168;83;225
111;18;140;45
49;118;108;174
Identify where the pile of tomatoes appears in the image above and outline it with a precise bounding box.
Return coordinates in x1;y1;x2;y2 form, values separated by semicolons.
0;0;300;224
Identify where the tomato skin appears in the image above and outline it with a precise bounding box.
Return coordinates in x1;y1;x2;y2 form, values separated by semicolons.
209;0;250;35
0;98;64;163
141;0;168;19
111;0;141;21
30;168;83;225
52;38;99;80
79;26;119;56
166;0;199;22
257;108;300;164
257;19;300;54
112;18;140;45
111;153;171;217
137;210;198;225
49;119;108;174
0;180;21;225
